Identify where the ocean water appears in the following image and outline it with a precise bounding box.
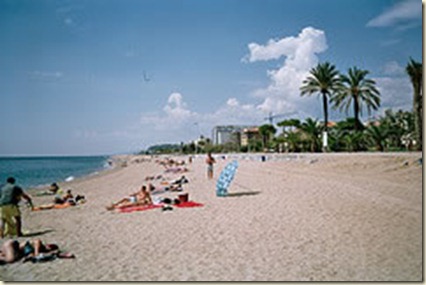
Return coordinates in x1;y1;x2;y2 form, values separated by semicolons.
0;156;111;189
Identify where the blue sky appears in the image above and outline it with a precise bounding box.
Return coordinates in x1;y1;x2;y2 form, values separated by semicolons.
0;0;422;156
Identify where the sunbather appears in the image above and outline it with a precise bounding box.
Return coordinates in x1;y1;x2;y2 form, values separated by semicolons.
171;176;189;185
106;185;153;210
0;238;74;264
32;190;85;211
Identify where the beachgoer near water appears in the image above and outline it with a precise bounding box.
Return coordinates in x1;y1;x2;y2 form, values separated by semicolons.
32;190;86;211
0;177;33;238
205;152;216;179
106;185;153;210
49;183;59;194
0;238;74;264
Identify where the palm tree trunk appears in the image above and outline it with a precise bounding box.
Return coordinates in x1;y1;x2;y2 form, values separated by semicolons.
353;95;360;131
322;93;328;152
414;88;422;151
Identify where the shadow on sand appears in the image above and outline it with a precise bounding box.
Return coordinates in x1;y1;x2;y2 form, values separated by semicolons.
227;191;261;197
23;229;54;237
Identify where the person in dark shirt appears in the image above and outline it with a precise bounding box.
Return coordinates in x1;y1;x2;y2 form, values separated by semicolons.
0;177;33;238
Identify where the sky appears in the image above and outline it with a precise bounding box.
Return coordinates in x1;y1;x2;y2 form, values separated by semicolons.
0;0;422;156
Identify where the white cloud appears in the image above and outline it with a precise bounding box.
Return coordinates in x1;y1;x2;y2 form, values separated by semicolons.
367;0;421;28
382;61;406;76
163;92;195;120
226;98;239;107
243;27;328;118
137;92;265;146
375;76;413;113
244;27;327;65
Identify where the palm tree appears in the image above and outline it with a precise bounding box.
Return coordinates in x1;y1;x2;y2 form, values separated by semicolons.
406;58;422;151
332;67;380;131
365;124;389;152
380;109;414;149
259;124;277;150
285;132;302;152
328;118;357;151
342;131;366;152
299;118;321;152
300;62;341;151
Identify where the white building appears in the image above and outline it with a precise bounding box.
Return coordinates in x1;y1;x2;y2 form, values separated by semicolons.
212;125;256;145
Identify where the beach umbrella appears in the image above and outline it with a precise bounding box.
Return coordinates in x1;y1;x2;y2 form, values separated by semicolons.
216;160;239;197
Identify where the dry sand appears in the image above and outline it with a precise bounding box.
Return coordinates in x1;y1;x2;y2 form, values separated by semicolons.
0;152;422;281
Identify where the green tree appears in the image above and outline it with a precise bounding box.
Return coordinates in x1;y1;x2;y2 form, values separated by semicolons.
299;118;321;152
300;62;341;151
284;132;302;152
277;118;301;135
406;58;422;151
365;124;389;152
332;67;380;131
259;124;277;150
342;131;366;152
379;109;414;150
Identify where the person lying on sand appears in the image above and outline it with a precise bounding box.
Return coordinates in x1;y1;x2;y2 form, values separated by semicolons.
106;185;153;211
0;238;75;264
144;175;163;181
54;189;85;205
171;176;189;185
164;167;189;174
32;190;86;211
36;182;65;197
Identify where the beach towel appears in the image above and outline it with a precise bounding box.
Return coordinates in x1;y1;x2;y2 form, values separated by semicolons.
118;201;204;213
175;201;204;208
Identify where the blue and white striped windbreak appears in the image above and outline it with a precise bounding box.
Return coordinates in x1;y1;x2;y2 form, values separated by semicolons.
216;160;238;197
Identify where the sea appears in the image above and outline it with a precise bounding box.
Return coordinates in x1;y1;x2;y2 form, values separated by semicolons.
0;156;111;189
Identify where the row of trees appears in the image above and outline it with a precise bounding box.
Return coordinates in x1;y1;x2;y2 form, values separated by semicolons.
144;107;416;155
298;59;422;152
256;109;415;153
142;58;421;155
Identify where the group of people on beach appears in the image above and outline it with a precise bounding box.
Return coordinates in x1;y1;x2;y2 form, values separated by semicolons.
106;174;190;211
32;183;86;211
0;178;77;264
0;153;219;264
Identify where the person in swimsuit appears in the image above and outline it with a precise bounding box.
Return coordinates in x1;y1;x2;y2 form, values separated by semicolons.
205;152;216;179
106;185;153;210
0;239;74;264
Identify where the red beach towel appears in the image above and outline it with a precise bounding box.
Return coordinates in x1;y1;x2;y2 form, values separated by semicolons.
175;201;204;208
118;201;204;213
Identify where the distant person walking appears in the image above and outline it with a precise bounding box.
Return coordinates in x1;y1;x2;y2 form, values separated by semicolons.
0;177;33;238
205;152;216;180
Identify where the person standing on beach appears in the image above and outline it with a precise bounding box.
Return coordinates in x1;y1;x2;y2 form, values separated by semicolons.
0;177;33;238
205;152;216;180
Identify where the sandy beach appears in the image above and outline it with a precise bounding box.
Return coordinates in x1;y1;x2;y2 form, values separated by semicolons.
0;152;422;281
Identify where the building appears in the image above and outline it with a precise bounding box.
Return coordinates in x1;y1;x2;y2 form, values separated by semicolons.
240;127;261;147
211;125;256;145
